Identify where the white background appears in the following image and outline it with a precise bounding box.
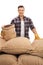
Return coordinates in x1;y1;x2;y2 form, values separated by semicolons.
0;0;43;42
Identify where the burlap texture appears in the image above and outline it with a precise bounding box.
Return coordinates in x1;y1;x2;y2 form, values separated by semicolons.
18;54;43;65
1;24;16;41
30;39;43;58
2;37;33;54
0;54;17;65
0;37;6;51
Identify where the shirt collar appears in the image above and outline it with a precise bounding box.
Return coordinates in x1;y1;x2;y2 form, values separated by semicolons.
18;15;26;21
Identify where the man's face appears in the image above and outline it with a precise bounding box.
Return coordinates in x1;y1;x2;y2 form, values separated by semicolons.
18;7;24;17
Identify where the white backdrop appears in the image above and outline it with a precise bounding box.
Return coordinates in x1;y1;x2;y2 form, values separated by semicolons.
0;0;43;42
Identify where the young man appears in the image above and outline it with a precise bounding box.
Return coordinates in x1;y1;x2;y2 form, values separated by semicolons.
11;5;40;39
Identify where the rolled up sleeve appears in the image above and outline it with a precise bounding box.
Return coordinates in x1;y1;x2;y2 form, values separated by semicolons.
29;18;35;30
11;19;14;24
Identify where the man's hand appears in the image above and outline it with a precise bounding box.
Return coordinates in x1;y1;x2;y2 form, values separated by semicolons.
32;28;40;40
34;33;40;40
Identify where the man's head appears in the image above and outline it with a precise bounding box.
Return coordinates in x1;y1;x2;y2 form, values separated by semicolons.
18;5;25;17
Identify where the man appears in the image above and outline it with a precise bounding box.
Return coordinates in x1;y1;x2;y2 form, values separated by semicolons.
11;5;40;39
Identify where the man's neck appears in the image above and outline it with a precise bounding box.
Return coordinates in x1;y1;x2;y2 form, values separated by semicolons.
19;15;24;21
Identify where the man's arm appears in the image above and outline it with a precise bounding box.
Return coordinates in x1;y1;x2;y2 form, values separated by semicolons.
10;19;16;28
32;28;40;39
32;28;37;34
29;18;40;39
11;19;14;24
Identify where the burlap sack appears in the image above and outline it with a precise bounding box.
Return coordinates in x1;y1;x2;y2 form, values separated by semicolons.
0;37;6;51
0;54;17;65
2;37;33;54
30;39;43;58
18;54;43;65
1;24;16;41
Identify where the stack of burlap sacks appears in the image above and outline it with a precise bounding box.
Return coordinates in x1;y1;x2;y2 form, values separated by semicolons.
0;24;43;65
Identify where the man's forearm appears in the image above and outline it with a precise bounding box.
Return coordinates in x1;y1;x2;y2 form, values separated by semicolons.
32;28;37;34
32;28;40;39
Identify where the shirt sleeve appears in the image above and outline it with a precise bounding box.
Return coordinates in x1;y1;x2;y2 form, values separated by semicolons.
10;19;15;24
29;18;35;30
10;19;16;29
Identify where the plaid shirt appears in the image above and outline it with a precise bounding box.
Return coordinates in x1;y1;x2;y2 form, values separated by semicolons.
11;16;35;39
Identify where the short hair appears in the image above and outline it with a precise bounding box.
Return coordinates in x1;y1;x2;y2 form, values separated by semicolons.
18;5;24;9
